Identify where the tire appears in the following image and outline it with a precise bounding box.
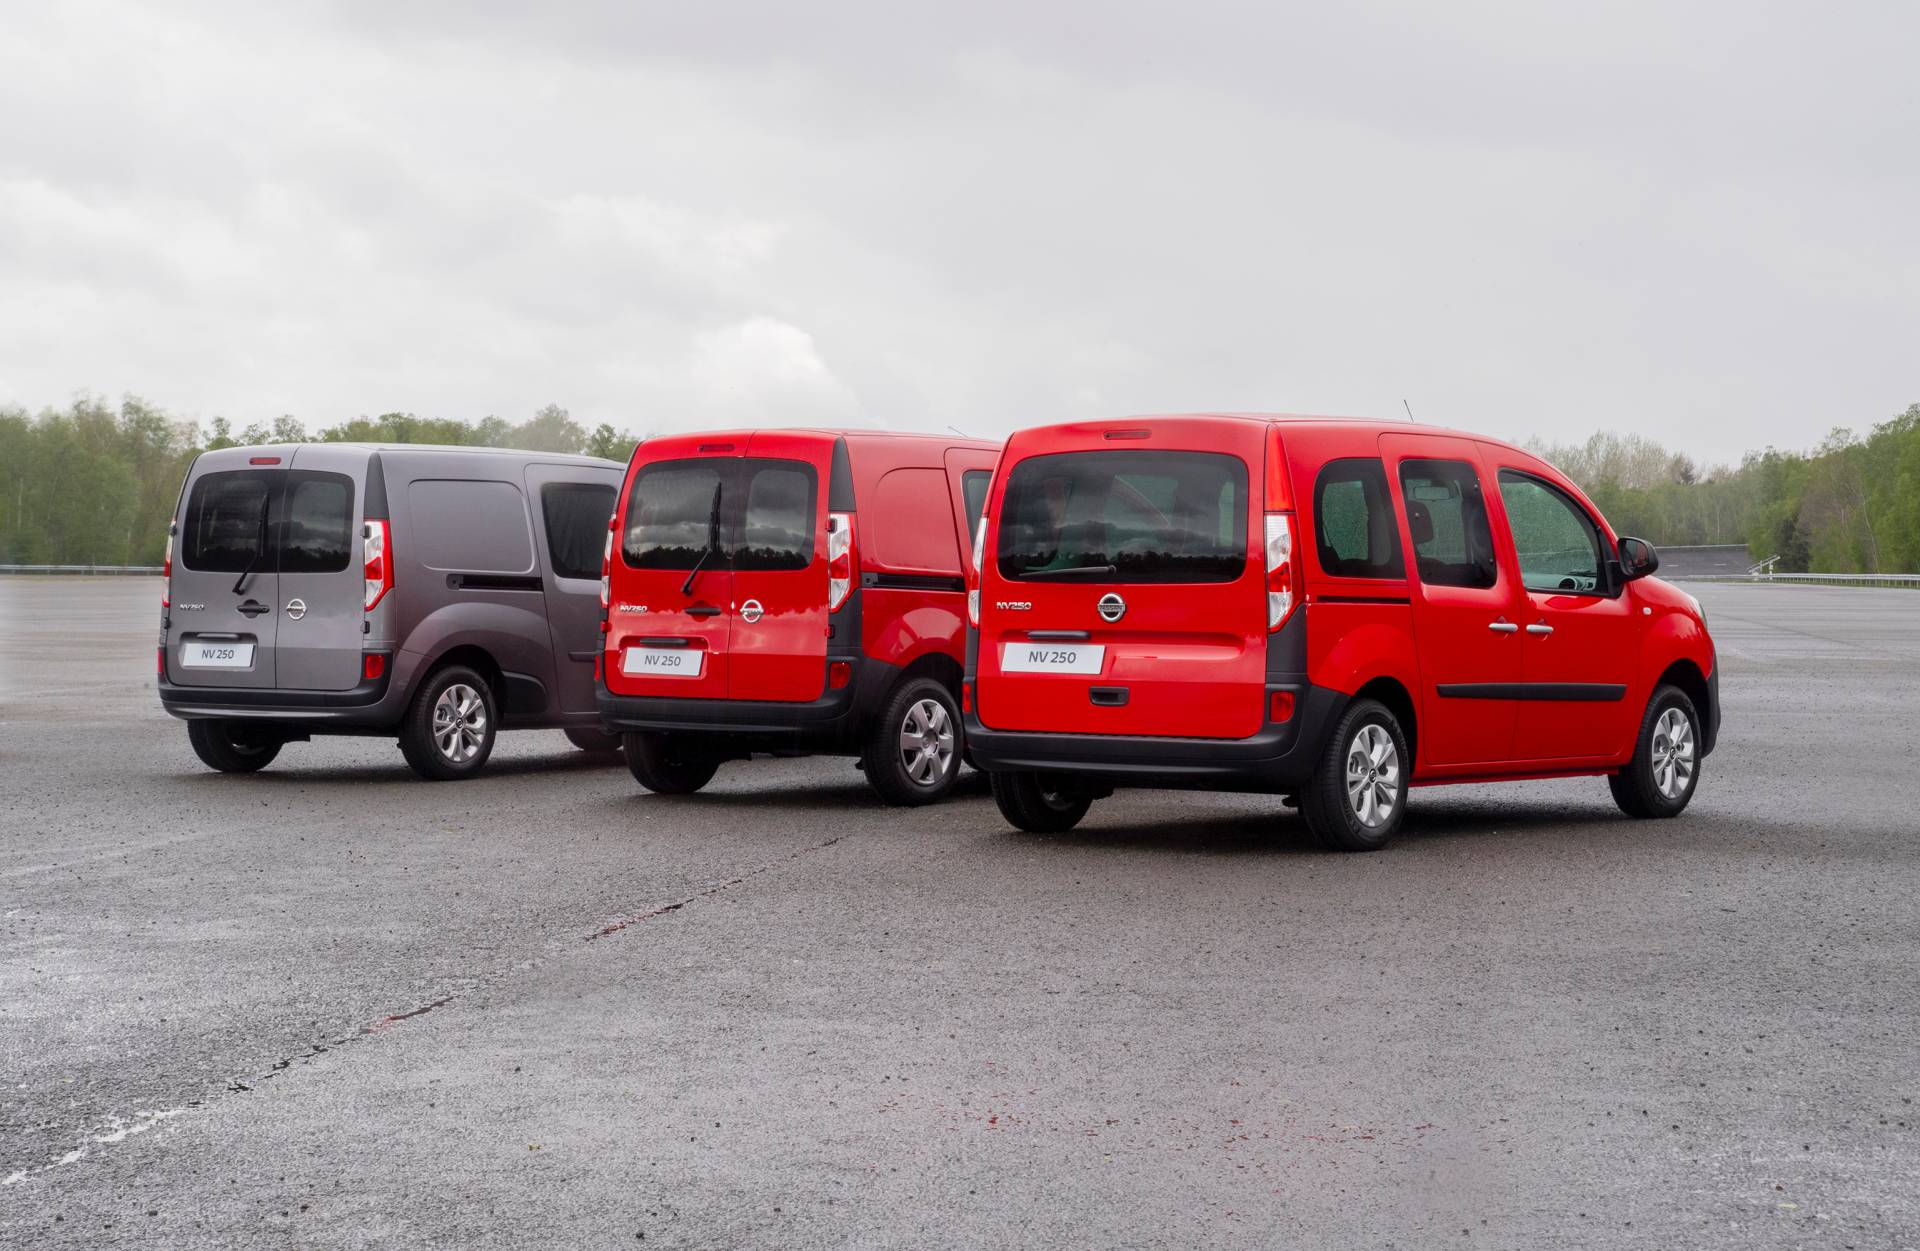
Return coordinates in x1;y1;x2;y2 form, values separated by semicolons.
564;727;623;753
398;665;497;781
1299;698;1410;852
186;720;282;774
861;677;963;805
622;732;720;795
991;771;1093;834
1608;684;1701;819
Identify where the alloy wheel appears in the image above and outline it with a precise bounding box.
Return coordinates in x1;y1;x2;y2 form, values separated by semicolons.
1652;706;1696;800
898;697;955;786
1344;723;1400;828
432;683;488;763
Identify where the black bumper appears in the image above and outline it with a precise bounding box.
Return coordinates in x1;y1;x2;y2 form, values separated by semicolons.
158;671;394;724
1701;656;1721;757
964;682;1346;795
596;656;889;753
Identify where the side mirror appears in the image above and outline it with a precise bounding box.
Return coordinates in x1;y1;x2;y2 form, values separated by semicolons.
1617;536;1659;581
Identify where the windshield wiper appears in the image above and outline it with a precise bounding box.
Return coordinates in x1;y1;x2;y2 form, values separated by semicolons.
1019;564;1118;580
231;493;273;595
680;480;724;596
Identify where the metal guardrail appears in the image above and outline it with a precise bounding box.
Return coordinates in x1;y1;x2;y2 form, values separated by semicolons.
0;564;162;575
1670;571;1920;588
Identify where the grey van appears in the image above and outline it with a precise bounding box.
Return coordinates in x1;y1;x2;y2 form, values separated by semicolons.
159;443;624;779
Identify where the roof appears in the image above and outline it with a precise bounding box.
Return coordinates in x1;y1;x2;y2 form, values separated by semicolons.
199;442;623;468
1064;412;1532;458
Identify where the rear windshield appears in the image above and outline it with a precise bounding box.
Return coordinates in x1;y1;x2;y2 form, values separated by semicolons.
620;457;818;571
996;450;1248;584
182;471;275;572
280;472;354;573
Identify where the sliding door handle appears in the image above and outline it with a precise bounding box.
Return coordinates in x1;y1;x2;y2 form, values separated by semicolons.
1525;623;1554;636
1487;619;1519;634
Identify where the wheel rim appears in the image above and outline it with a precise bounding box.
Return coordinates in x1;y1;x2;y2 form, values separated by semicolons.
897;697;955;786
1344;723;1400;829
432;683;488;763
1651;706;1696;800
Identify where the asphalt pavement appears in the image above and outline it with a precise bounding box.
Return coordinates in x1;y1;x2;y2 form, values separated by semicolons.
2;578;1915;1249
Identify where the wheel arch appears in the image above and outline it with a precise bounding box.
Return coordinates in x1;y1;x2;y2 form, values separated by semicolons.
420;644;506;710
1653;657;1713;755
1351;674;1419;774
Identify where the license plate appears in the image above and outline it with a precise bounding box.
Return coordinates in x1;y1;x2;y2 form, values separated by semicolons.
622;646;705;677
180;641;255;669
1000;642;1106;675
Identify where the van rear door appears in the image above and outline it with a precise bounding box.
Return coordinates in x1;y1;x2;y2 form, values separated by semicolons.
977;421;1267;739
727;431;831;702
274;445;366;691
527;462;620;714
609;437;734;699
167;455;289;688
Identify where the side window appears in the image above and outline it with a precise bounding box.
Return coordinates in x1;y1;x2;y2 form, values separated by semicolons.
1498;472;1605;594
1313;458;1404;579
280;472;354;574
734;460;817;571
181;471;276;572
540;481;617;581
961;470;991;533
1396;459;1498;590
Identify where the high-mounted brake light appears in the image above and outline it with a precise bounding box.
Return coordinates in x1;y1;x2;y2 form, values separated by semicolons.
249;456;282;465
161;532;173;608
601;516;615;610
967;516;987;627
1264;426;1298;631
363;518;393;611
827;512;855;612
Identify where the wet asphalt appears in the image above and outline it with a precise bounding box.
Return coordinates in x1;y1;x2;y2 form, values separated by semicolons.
1;578;1915;1249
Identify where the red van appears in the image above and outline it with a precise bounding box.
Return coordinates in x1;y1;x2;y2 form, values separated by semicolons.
597;429;1000;804
964;415;1719;850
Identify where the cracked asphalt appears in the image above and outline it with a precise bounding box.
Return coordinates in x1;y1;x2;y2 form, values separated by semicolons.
2;578;1916;1249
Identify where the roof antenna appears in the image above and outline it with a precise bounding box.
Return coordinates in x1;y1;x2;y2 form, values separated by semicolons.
947;424;971;438
1402;399;1417;423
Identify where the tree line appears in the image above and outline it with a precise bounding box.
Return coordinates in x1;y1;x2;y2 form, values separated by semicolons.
2;394;1915;571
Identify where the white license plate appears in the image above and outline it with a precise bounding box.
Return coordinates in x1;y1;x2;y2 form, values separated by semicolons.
1000;642;1106;675
622;646;705;677
180;641;255;669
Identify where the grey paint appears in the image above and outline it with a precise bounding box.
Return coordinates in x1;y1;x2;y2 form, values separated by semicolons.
161;443;622;734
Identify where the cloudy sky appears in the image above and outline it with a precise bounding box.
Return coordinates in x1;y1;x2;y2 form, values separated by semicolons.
2;1;1914;464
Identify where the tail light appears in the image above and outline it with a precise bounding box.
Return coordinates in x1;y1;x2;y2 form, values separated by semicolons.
1264;425;1298;631
827;512;855;612
363;518;393;611
967;516;986;627
362;653;387;681
601;516;615;609
161;533;173;609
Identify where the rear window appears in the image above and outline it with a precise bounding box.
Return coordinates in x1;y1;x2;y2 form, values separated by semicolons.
996;450;1247;584
280;472;354;574
735;460;817;571
182;471;275;573
1313;459;1403;579
541;482;617;580
623;461;724;570
962;470;991;532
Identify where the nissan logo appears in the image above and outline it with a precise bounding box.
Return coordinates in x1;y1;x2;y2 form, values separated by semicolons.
739;599;764;624
284;598;307;621
1096;593;1126;623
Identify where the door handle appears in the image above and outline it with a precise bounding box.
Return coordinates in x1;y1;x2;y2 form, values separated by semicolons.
1487;619;1518;634
237;600;271;618
686;605;721;618
1526;623;1554;636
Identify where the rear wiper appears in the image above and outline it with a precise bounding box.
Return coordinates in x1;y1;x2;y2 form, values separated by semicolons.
1019;564;1117;579
231;494;272;595
680;479;724;596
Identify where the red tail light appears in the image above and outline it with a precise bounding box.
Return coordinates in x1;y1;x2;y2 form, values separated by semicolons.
601;515;615;610
1264;425;1297;631
827;512;855;612
363;518;393;611
966;516;986;627
362;653;387;681
828;660;852;689
157;646;165;677
1268;690;1295;722
161;533;173;609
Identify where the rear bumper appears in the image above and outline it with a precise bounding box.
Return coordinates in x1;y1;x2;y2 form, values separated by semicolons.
965;681;1346;794
1701;653;1721;757
158;671;397;725
596;655;887;752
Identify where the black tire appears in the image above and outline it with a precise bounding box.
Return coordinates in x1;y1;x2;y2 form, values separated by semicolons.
622;732;720;795
991;771;1092;834
1608;684;1701;819
564;727;623;753
398;665;497;781
1299;697;1410;852
186;720;282;774
861;677;964;806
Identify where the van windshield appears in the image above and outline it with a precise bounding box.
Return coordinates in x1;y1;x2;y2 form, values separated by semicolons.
996;450;1248;583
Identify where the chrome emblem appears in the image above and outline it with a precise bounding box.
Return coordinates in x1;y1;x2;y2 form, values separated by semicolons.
285;598;307;621
739;599;764;624
614;603;649;614
995;601;1032;611
1096;592;1126;623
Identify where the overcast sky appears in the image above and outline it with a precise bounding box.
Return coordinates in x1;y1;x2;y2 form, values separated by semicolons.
3;1;1914;464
